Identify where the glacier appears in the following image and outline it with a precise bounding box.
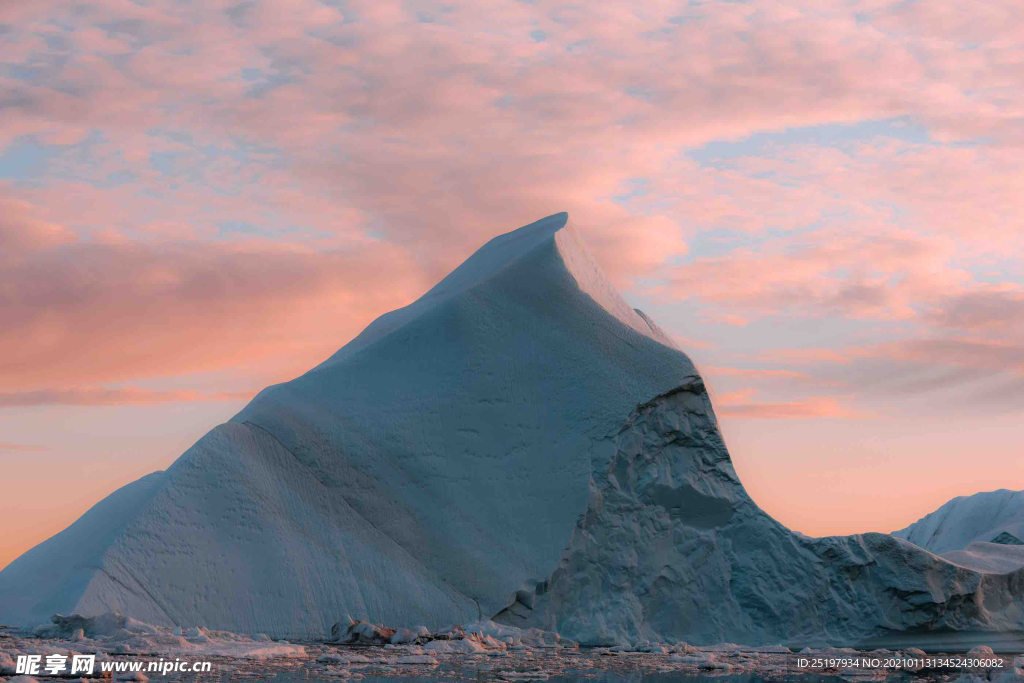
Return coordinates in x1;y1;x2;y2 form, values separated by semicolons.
1;212;1022;648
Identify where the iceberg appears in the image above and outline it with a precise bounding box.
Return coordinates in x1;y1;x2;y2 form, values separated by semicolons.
892;489;1024;577
0;214;691;637
892;489;1024;554
1;213;1022;648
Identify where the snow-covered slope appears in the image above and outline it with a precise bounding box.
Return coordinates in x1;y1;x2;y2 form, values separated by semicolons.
0;472;165;628
892;490;1024;554
2;212;1022;647
0;213;693;637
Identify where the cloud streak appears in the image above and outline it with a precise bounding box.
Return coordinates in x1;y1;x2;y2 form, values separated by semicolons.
713;389;869;419
0;387;255;407
0;187;431;390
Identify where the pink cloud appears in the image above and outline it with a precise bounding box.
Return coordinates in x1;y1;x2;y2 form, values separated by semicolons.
704;312;749;327
662;227;968;320
706;367;810;380
928;290;1024;334
0;192;431;391
739;334;1024;414
0;194;77;252
0;0;1016;160
714;389;868;419
757;347;858;366
0;387;256;407
0;0;1020;409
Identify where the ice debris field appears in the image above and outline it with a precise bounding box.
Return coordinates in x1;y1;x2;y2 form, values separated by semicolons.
1;612;1022;683
1;213;1023;678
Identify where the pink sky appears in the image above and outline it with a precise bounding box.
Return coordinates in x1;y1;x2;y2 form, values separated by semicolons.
2;0;1022;570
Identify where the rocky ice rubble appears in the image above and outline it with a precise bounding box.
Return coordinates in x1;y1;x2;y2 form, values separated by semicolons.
3;614;1021;683
20;612;306;659
1;212;1023;648
330;616;578;652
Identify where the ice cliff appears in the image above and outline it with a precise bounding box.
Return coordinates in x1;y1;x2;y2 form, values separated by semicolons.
1;213;1022;647
493;384;1024;646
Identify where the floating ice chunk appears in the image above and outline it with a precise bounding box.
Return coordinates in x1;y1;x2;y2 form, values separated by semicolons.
125;618;158;635
393;655;437;665
496;671;548;680
703;643;742;652
389;626;427;645
423;638;484;654
669;653;729;670
702;661;731;670
751;644;790;653
318;653;345;664
45;613;128;639
232;644;306;659
332;619;394;645
838;668;886;681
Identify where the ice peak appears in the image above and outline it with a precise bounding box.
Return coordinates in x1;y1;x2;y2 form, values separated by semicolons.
319;213;675;370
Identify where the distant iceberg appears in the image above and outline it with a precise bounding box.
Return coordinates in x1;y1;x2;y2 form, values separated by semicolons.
892;489;1024;578
892;489;1024;554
